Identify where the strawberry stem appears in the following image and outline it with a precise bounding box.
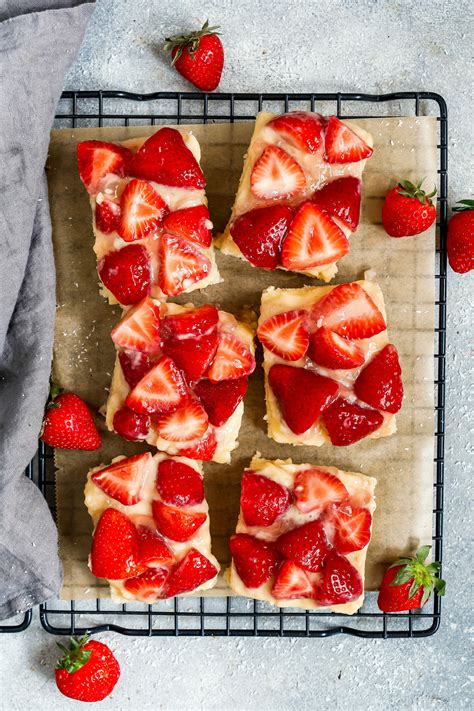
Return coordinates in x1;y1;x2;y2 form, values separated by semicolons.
164;20;220;65
388;544;445;606
56;635;92;673
452;198;474;213
397;178;436;206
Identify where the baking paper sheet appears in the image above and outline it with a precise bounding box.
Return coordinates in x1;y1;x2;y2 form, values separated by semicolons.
47;117;438;599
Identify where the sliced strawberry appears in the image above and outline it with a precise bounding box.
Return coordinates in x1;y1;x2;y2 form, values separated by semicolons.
112;405;151;442
322;397;384;446
311;282;386;340
276;519;330;572
162;205;212;247
111;297;161;355
152;500;206;542
156;459;204;507
230;205;293;270
293;467;349;514
178;430;217;461
124;568;169;602
240;471;291;527
129;127;205;189
118;350;153;389
157;399;209;442
77;140;132;194
354;344;403;413
164;549;218;598
268;364;338;435
250;145;305;200
281;202;349;271
324;116;373;164
207;333;255;383
160;305;219;383
229;533;281;588
117;178;168;242
316;551;363;606
271;560;313;600
308;327;365;370
258;309;310;361
326;505;372;553
193;376;248;426
267;112;324;153
158;233;211;296
95;197;120;233
126;355;188;415
312;176;362;231
90;508;146;580
136;524;175;567
91;452;151;506
98;244;151;306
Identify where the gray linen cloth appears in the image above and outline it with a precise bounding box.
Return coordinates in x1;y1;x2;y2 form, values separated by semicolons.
0;0;95;620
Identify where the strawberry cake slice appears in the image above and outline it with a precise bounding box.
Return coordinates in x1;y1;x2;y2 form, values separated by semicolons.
218;111;373;281
106;298;255;463
85;451;220;602
77;128;221;305
258;279;403;446
229;456;376;613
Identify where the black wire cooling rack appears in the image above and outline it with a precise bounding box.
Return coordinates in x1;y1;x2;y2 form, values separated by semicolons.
36;91;447;639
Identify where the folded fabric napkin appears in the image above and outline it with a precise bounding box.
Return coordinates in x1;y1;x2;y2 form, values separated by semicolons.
0;0;95;620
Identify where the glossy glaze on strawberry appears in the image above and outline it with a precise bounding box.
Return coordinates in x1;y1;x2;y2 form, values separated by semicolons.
229;456;376;613
221;111;373;281
77;129;220;305
85;452;219;602
107;298;255;464
258;280;403;447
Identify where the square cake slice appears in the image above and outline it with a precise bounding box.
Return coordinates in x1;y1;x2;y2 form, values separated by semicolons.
77;127;221;305
218;111;373;281
229;456;376;614
85;451;220;602
106;297;256;463
258;279;403;446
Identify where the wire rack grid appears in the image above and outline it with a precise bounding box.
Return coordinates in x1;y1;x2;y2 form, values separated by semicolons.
36;91;447;639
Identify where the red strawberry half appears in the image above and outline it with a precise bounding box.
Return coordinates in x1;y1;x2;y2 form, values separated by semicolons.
157;399;209;442
207;333;255;382
91;452;151;506
281;202;349;271
112;406;151;442
230;205;293;270
126;355;188;415
193;376;248;427
326;505;372;553
152;500;206;542
162;205;213;247
293;467;349;514
158;233;211;296
354;344;403;413
77;140;132;194
240;471;291;527
156;459;204;507
95;197;120;233
312;176;362;231
308;327;365;370
316;551;363;606
160;305;219;382
257;309;309;361
322;397;384;446
129;127;205;189
117;179;168;242
276;519;330;572
178;430;218;461
97;244;151;306
136;523;175;567
268;364;338;435
271;560;314;600
124;568;169;602
118;350;153;389
250;145;305;200
230;533;281;588
164;549;219;597
90;508;146;580
311;282;386;340
267;111;324;153
111;297;161;355
324;116;373;164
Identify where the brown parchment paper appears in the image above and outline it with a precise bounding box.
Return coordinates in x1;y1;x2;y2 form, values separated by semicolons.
47;117;438;600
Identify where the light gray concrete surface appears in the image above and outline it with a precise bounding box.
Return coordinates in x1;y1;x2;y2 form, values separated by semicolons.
1;1;473;709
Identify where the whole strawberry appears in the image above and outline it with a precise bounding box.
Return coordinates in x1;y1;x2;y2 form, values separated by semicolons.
165;20;224;92
382;179;436;237
378;545;445;612
55;635;120;702
447;199;474;274
41;387;101;450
